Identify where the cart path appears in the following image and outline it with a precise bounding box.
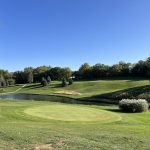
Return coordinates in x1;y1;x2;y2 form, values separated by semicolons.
0;84;27;95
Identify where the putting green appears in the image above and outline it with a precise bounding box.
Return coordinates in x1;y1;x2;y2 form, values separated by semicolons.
24;103;121;122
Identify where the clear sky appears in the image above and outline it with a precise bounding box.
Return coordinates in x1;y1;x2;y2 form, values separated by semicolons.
0;0;150;71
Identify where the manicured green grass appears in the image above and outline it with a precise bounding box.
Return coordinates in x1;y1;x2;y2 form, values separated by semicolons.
1;78;149;100
19;78;150;101
0;99;150;149
0;85;23;93
25;103;121;122
0;78;150;149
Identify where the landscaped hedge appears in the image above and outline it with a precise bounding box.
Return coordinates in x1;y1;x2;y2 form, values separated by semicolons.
119;99;149;113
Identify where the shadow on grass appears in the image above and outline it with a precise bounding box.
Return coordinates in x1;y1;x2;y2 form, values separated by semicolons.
104;108;122;113
77;84;150;105
91;85;150;99
51;84;62;88
21;81;150;105
23;84;43;89
24;83;63;90
75;77;148;82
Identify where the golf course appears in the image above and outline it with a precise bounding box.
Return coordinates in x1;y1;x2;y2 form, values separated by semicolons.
1;0;150;149
0;78;150;150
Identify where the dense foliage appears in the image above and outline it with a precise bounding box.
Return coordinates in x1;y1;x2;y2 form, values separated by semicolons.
11;66;72;84
62;78;68;87
0;70;15;87
119;99;149;113
74;57;150;79
68;78;73;85
0;57;150;85
41;77;48;86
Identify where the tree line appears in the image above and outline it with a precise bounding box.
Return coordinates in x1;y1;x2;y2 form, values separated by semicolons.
74;57;150;79
0;57;150;87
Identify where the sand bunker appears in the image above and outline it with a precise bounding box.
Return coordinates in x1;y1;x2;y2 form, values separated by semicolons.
54;90;82;96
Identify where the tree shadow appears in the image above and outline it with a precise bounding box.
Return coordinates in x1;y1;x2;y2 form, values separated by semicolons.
104;108;122;113
21;82;150;106
92;85;150;99
76;77;148;82
77;84;150;105
23;84;43;89
51;84;62;88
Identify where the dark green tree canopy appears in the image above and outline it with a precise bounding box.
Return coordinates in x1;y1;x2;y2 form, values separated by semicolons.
1;56;150;84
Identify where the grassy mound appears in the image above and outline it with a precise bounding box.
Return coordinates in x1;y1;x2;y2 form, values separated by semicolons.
24;103;121;122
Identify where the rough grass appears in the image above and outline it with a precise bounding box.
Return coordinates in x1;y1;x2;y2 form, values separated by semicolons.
0;99;150;149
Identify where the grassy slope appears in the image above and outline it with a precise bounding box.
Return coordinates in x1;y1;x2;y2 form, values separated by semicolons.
0;99;150;150
0;85;23;93
18;78;150;101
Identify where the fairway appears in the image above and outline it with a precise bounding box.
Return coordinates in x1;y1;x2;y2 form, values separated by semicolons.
0;99;150;149
1;0;150;149
25;103;121;122
0;79;150;149
19;78;149;99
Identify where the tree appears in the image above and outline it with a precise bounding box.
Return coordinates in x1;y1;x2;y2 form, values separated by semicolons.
0;69;10;79
34;66;51;74
60;67;72;79
13;71;27;84
91;64;110;78
7;78;15;86
33;66;51;82
24;67;34;73
24;67;34;83
0;74;6;87
78;63;91;79
27;72;34;83
68;78;73;85
48;67;62;80
0;74;3;87
47;76;51;83
145;57;150;78
41;77;48;86
79;63;90;72
62;78;68;87
131;60;147;77
49;67;72;80
110;61;130;77
1;80;6;87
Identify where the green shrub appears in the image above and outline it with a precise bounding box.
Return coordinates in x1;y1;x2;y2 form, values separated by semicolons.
7;78;15;86
68;78;73;85
62;78;68;87
47;76;51;83
1;81;6;87
119;99;149;113
41;78;48;86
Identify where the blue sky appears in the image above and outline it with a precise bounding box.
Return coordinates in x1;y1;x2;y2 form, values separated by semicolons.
0;0;150;71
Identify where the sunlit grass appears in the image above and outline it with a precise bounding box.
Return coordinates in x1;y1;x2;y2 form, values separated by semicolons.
0;99;150;149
